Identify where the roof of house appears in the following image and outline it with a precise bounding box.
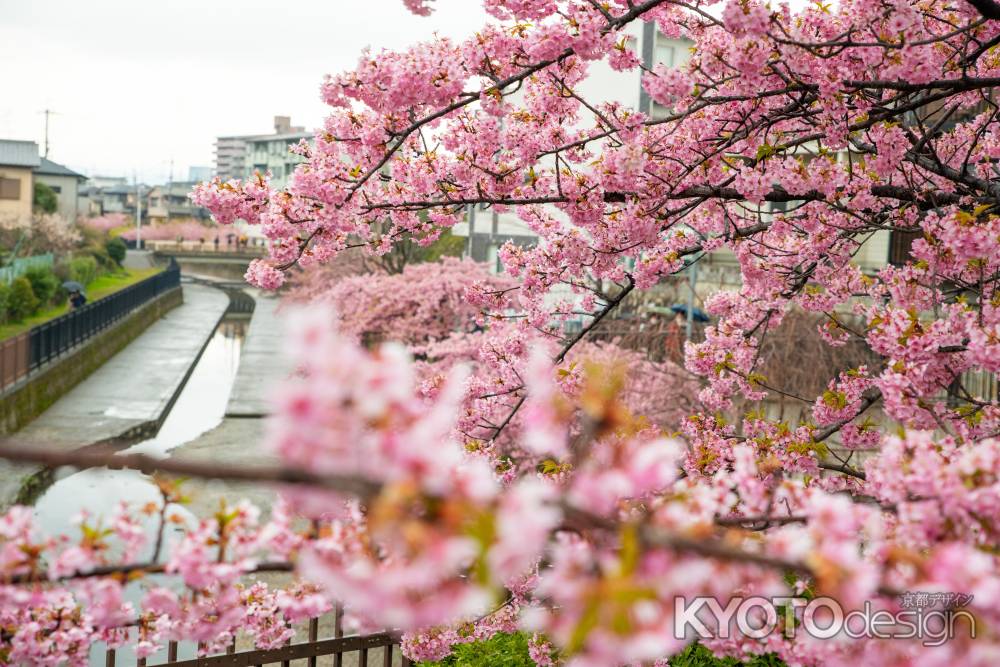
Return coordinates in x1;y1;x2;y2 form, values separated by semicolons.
0;140;41;168
34;157;87;180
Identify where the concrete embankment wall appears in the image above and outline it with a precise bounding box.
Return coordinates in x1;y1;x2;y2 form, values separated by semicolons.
0;288;183;436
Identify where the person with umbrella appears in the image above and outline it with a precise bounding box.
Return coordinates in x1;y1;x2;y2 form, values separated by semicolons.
63;281;87;309
645;304;711;363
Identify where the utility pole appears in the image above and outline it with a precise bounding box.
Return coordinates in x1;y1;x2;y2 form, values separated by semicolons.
41;109;58;158
166;158;174;222
685;258;699;341
134;173;143;250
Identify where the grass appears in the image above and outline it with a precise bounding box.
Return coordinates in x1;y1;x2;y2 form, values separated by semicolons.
417;634;788;667
0;267;161;341
418;632;536;667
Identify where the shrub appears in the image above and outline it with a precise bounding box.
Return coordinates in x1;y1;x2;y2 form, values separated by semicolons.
7;277;39;322
0;284;9;325
669;644;786;666
418;636;786;667
86;246;116;272
53;260;72;283
32;182;58;214
419;632;535;667
68;256;99;287
105;237;127;266
23;267;59;306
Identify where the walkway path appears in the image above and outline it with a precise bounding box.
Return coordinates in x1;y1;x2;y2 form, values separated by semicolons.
173;292;291;517
226;294;288;417
0;283;230;506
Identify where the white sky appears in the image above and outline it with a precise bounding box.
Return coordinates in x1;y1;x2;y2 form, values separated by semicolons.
0;0;486;183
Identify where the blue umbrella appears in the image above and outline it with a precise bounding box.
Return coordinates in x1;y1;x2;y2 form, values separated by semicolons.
669;304;710;322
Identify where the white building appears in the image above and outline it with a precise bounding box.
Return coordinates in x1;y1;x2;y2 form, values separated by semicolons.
452;26;694;270
215;116;306;184
215;136;249;183
242;130;312;190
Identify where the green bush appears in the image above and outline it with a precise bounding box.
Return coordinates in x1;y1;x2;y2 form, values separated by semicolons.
669;644;786;666
419;632;535;667
7;277;39;322
23;267;60;306
418;635;787;667
105;237;127;266
0;283;10;324
87;246;117;272
68;256;99;287
33;182;58;214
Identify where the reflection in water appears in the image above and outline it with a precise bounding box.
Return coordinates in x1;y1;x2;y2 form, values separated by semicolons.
32;316;247;664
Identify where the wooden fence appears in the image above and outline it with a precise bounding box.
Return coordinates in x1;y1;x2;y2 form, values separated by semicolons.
105;605;411;667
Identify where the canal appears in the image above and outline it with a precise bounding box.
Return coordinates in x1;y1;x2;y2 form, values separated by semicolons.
32;314;248;664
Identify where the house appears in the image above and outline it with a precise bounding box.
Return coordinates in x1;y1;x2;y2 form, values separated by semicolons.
0;140;41;221
34;157;87;222
145;181;210;223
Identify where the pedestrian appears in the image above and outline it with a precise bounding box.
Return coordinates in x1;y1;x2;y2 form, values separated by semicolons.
69;290;87;310
214;237;220;252
663;312;684;363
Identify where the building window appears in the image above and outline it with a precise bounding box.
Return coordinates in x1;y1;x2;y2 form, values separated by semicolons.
655;41;675;67
0;176;20;200
888;229;921;266
49;185;62;194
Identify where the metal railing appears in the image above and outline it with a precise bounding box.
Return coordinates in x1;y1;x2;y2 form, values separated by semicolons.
106;605;410;667
0;263;181;392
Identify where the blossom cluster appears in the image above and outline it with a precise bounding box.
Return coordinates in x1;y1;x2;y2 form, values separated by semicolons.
6;0;1000;664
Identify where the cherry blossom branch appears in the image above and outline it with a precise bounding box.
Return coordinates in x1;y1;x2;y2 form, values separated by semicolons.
0;446;381;499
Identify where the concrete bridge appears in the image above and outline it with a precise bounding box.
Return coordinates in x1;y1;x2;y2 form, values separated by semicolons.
151;246;266;282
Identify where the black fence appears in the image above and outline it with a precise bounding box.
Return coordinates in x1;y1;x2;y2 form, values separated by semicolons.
14;263;181;379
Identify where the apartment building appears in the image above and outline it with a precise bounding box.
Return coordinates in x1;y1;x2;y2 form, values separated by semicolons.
243;129;311;190
451;26;694;270
215;116;307;184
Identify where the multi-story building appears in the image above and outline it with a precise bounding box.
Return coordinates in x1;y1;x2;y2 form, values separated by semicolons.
243;130;312;190
451;28;694;270
0;140;40;221
187;166;213;183
215;116;306;183
34;157;87;222
215;136;249;183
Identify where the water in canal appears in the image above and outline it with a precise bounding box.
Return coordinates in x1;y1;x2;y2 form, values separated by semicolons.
33;316;248;663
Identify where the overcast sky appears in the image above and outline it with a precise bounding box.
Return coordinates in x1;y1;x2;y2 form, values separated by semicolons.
0;0;485;183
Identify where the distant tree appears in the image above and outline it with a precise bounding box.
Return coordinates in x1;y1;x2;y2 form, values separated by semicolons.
7;277;39;321
32;182;58;214
105;237;127;266
23;267;59;307
368;229;467;274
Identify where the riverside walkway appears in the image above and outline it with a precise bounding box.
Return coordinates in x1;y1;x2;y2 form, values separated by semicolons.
170;292;291;516
0;283;230;507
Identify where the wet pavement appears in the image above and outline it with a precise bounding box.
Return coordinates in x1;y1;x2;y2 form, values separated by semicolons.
0;283;230;508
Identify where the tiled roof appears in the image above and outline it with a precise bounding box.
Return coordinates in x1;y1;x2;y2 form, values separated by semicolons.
34;157;86;180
